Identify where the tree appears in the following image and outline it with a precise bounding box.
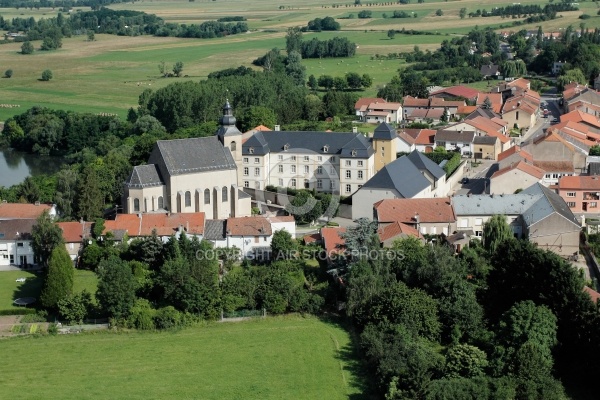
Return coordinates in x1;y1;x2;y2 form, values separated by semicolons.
172;61;184;77
557;68;586;91
4;69;13;78
318;75;334;90
445;344;488;379
87;30;95;41
240;105;277;132
41;69;53;81
307;74;318;91
18;177;40;203
77;164;104;221
482;96;493;110
57;290;92;324
459;8;467;19
333;76;347;91
96;256;137;319
482;214;513;255
286;191;322;224
590;145;600;156
40;246;74;309
342;218;379;258
345;72;363;90
387;29;396;40
285;51;306;86
158;61;167;77
31;210;64;267
271;229;297;260
285;26;303;54
436;9;444;16
361;74;373;89
21;41;33;54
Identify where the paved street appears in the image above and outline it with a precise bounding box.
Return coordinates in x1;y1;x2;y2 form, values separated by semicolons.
520;91;562;145
452;159;495;196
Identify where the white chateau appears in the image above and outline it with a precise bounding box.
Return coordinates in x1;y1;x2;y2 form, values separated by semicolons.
123;101;414;214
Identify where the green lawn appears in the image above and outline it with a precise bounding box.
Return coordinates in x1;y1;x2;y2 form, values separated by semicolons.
0;269;98;311
0;315;366;400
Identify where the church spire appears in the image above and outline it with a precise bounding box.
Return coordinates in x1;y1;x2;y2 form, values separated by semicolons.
216;99;241;138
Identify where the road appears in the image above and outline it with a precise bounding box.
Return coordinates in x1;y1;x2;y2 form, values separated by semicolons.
519;91;562;146
453;159;495;195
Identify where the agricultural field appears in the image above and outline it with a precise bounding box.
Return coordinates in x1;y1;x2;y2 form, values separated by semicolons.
0;0;595;120
0;269;97;312
0;315;365;400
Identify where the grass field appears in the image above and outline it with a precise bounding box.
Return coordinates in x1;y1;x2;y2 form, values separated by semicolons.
0;315;366;400
0;269;98;311
0;0;592;120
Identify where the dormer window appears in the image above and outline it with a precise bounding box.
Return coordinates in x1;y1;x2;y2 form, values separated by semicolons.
351;149;357;157
249;147;254;154
323;145;329;153
284;144;290;151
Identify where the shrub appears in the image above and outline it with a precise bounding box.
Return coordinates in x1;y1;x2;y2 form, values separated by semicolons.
128;299;156;330
0;309;37;316
47;323;58;335
41;69;53;81
20;311;48;323
153;306;182;329
4;69;13;78
580;14;591;20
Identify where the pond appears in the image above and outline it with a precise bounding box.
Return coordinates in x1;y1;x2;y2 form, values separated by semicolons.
0;148;64;188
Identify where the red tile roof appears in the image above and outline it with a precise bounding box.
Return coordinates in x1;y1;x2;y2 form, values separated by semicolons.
457;105;478;115
497;146;533;162
268;216;295;223
227;216;271;236
355;97;385;110
491;160;545;180
476;93;503;106
57;221;93;243
374;198;456;224
303;233;320;244
104;212;205;237
583;286;600;303
378;221;423;243
535;130;577;150
403;96;430;107
532;160;574;173
558;176;600;191
0;203;52;219
507;78;530;90
561;110;600;129
321;227;346;256
368;102;402;111
430;85;481;100
401;129;436;145
429;97;465;108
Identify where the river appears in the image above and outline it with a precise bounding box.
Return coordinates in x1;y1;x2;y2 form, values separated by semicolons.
0;148;64;188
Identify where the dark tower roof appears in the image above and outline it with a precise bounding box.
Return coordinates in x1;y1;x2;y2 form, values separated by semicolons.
373;122;397;140
216;100;242;137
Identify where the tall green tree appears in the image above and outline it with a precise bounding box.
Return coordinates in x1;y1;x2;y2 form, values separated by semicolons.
285;51;306;86
96;256;137;319
40;246;74;309
54;168;79;219
271;229;297;260
482;214;513;255
17;176;40;203
21;41;33;54
31;210;64;267
285;26;303;54
77;164;104;221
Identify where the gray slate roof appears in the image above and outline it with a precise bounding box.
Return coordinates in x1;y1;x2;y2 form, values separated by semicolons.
466;108;501;120
361;152;435;197
149;137;236;176
242;131;374;158
239;189;251;199
480;64;500;76
216;101;242;137
125;164;163;188
373;122;397;140
0;219;36;240
436;130;475;143
520;183;580;227
204;219;226;241
406;150;446;179
473;136;498;145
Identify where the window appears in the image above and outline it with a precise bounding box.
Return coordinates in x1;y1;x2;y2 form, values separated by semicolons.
254;157;260;164
330;181;335;189
591;202;598;208
358;160;363;167
345;160;351;167
304;165;309;174
222;187;228;202
278;178;284;186
317;156;322;161
317;179;323;189
244;181;249;188
158;196;164;209
249;147;254;154
430;227;437;234
450;142;457;146
323;145;329;153
330;166;335;174
291;178;297;187
317;166;323;174
291;156;297;161
133;198;140;212
475;231;483;237
185;191;191;207
460;218;468;228
244;167;249;176
255;181;261;189
304;156;309;162
304;179;309;188
254;237;260;244
567;202;576;207
291;165;296;173
552;173;559;179
278;165;283;173
278;154;283;161
345;184;351;193
284;144;290;151
254;168;260;176
351;149;357;157
243;157;249;164
358;171;363;180
346;170;351;179
330;156;335;162
17;242;24;247
516;111;519;120
204;189;211;204
475;218;483;226
421;226;427;234
566;192;576;197
231;141;237;152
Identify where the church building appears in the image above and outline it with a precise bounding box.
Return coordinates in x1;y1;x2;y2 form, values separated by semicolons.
123;101;251;219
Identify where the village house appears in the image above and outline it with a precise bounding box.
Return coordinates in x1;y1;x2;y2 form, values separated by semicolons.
489;161;545;195
374;197;456;236
354;97;385;120
429;85;481;102
396;128;436;153
556;175;600;214
0;202;56;220
0;219;36;268
363;101;403;124
434;129;475;156
57;221;92;264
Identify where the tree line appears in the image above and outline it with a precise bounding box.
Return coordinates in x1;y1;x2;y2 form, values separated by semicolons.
468;2;577;19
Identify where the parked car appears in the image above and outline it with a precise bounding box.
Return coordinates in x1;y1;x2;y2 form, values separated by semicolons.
461;177;470;184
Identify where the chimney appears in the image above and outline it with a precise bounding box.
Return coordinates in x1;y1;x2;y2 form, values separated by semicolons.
414;213;420;224
35;201;40;206
274;125;281;131
352;126;358;133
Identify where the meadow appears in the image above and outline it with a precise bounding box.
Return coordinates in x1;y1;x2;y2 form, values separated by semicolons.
0;269;97;311
0;315;365;400
0;0;595;121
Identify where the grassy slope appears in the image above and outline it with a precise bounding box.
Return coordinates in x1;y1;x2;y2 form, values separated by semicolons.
0;315;365;400
0;269;97;311
0;0;592;120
